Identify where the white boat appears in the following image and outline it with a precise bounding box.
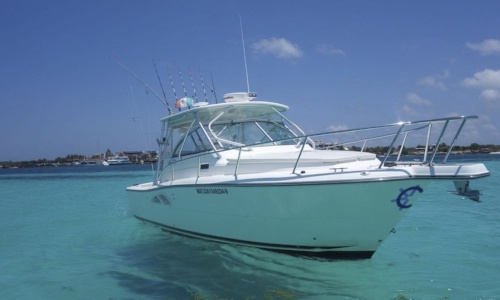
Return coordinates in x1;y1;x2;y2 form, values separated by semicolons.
107;154;131;165
127;92;490;259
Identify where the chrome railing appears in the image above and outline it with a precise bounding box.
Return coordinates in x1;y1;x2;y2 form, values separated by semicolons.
157;115;477;183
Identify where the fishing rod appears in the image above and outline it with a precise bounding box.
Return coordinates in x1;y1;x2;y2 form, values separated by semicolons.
199;68;208;102
188;68;198;102
178;67;188;97
166;66;180;111
111;57;170;111
152;59;173;115
176;64;223;101
211;72;219;103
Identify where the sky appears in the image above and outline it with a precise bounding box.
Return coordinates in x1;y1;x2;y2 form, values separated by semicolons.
1;1;500;161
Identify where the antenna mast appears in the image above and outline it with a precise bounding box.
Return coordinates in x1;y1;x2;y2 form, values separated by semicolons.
240;15;250;93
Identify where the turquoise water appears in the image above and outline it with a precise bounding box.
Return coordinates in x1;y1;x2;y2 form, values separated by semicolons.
1;156;499;299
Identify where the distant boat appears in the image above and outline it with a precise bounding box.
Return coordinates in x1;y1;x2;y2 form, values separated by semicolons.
490;151;500;154
107;155;131;165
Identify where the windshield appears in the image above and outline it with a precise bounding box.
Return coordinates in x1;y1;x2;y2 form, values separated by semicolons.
167;102;304;158
172;125;213;157
211;120;298;146
171;119;300;158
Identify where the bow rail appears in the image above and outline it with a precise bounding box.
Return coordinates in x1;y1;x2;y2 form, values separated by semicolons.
158;115;478;182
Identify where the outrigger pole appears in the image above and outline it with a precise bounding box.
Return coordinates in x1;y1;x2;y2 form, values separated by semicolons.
152;59;173;115
111;56;172;114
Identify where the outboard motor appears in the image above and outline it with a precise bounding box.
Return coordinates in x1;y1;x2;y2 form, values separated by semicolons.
454;180;481;202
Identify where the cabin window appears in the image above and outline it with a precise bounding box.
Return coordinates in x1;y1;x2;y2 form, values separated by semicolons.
255;121;298;145
210;120;298;147
212;122;268;146
173;126;213;157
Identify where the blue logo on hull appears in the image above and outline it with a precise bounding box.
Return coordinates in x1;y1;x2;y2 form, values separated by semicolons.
392;185;423;210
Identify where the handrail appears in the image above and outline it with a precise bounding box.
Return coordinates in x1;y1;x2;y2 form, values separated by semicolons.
207;111;246;148
444;118;468;164
157;115;478;182
379;123;406;168
292;138;308;174
429;120;449;164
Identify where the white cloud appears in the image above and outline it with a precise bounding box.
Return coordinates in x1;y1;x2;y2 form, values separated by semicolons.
462;69;500;89
252;38;303;59
417;69;449;90
418;76;446;90
316;44;346;56
481;89;500;100
326;124;349;131
463;69;500;108
445;112;461;118
466;39;500;55
406;93;432;106
401;105;419;116
480;89;500;108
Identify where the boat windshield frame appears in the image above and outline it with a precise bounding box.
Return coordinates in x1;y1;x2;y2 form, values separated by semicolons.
158;101;305;163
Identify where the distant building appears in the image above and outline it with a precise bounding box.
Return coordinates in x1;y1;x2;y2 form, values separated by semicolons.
122;151;158;163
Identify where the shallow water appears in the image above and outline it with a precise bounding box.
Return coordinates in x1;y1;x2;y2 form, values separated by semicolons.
1;155;499;299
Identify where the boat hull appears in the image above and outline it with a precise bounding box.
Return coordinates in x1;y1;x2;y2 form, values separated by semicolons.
127;178;428;258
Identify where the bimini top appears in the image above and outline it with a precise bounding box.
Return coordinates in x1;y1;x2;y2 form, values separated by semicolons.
161;96;289;129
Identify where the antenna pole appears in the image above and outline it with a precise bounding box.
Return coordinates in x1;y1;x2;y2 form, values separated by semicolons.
240;15;250;93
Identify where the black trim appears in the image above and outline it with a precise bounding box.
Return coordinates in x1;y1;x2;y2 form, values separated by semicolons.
136;216;374;260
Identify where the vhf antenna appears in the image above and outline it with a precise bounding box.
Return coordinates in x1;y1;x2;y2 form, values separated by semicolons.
240;14;250;93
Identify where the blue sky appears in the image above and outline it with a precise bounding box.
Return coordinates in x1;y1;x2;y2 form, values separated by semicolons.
1;1;500;161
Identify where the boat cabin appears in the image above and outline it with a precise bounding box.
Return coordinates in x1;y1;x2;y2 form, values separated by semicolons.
159;93;306;161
